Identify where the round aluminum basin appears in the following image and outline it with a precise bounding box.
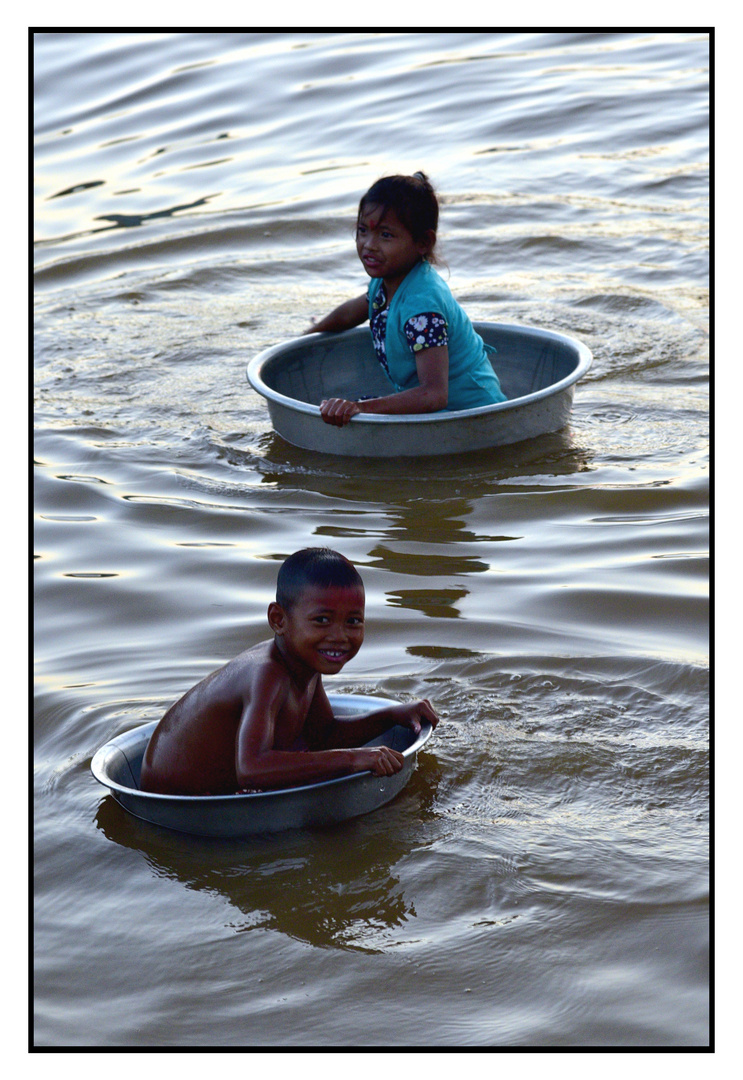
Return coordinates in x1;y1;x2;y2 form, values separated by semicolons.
91;694;433;837
247;321;592;457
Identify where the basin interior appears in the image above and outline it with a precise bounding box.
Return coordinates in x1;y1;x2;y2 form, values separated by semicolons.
106;742;146;789
259;324;581;406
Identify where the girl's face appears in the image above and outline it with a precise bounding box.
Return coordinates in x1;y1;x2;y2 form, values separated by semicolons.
356;205;433;295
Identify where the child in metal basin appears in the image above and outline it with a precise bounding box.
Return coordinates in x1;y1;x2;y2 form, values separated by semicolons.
140;548;438;795
306;172;506;425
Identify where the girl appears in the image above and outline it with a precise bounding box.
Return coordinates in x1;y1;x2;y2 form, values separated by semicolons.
306;172;506;426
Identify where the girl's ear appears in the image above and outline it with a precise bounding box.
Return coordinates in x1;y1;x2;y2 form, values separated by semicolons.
418;229;436;257
267;602;287;634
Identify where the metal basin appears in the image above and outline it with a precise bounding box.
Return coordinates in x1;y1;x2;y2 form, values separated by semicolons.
247;321;592;457
91;694;432;837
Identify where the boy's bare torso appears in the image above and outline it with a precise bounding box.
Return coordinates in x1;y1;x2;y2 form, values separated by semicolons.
140;642;323;795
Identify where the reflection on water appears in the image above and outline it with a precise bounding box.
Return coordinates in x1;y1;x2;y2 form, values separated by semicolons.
249;425;594;489
387;586;470;620
93;195;213;232
94;761;441;953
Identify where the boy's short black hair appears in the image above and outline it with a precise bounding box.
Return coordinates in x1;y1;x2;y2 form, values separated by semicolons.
276;548;364;610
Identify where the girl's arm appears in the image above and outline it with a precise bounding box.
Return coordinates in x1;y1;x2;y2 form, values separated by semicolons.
304;293;368;335
320;344;449;426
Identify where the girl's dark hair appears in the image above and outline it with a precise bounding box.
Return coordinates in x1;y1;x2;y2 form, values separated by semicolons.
358;171;440;260
276;548;364;610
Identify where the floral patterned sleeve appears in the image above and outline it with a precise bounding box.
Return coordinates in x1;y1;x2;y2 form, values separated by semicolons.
403;312;449;353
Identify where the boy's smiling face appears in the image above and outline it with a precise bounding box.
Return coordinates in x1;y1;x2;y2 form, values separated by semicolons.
271;583;365;676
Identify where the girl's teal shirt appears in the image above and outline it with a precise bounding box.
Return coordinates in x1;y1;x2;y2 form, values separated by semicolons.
367;260;506;410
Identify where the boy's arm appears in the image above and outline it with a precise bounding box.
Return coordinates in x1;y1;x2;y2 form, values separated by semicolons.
235;669;405;789
304;293;368;335
309;680;439;748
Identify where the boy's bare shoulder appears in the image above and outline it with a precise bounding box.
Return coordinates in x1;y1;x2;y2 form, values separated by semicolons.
218;640;291;698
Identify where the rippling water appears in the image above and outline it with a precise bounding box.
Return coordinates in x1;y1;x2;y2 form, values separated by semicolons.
33;32;709;1047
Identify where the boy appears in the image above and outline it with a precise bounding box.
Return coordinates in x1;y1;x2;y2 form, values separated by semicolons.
140;548;439;795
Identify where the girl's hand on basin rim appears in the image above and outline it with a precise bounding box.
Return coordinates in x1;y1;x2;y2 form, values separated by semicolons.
320;397;362;426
